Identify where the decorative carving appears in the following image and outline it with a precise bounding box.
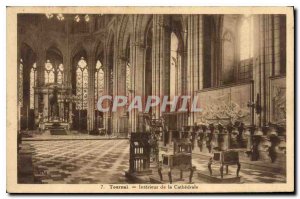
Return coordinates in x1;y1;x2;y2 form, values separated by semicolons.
270;77;286;125
196;84;251;125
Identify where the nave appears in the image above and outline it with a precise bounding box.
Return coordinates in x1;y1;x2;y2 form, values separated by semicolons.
18;139;286;184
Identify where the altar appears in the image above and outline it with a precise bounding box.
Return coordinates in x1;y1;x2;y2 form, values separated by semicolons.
34;83;74;132
40;121;70;131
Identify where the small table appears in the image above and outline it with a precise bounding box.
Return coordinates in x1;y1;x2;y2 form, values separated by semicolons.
158;139;196;183
208;150;241;179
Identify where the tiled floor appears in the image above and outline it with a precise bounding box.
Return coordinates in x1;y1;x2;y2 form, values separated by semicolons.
21;140;286;184
192;155;286;183
24;140;130;184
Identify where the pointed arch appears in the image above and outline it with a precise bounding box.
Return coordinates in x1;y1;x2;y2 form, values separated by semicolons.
94;40;105;61
136;15;153;46
44;40;64;57
45;46;64;84
118;15;133;57
71;42;89;61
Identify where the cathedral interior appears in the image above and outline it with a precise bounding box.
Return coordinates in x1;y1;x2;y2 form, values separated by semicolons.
17;13;287;184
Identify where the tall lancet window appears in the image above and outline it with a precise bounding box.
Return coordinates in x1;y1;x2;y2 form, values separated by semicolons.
30;63;37;109
170;32;180;99
95;60;104;107
126;62;131;96
19;59;23;108
57;64;64;84
222;32;235;84
44;60;55;84
240;16;254;60
239;15;254;81
76;57;88;110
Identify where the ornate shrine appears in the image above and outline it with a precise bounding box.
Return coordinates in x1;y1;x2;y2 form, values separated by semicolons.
34;83;75;132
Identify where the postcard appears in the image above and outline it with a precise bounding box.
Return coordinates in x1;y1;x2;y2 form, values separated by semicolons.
6;6;294;193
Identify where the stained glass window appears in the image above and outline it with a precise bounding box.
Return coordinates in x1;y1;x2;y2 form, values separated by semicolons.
76;57;88;110
44;60;55;84
19;59;23;108
95;60;104;108
57;63;64;84
30;63;37;109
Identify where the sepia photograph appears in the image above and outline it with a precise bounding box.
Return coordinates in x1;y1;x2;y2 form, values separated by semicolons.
6;6;294;193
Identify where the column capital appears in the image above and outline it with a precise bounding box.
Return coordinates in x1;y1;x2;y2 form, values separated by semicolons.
131;41;145;49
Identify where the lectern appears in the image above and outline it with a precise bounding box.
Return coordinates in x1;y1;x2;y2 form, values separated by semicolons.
128;132;152;175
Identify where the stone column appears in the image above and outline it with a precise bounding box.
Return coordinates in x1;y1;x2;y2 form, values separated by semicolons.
115;53;128;135
252;15;261;127
103;47;111;134
254;15;280;126
129;37;142;133
187;15;204;125
35;49;46;126
111;36;118;136
87;52;96;132
69;102;73;128
152;15;171;119
64;18;72;88
273;14;282;76
215;15;223;87
43;89;49;121
34;90;39;127
135;41;148;133
36;50;46;87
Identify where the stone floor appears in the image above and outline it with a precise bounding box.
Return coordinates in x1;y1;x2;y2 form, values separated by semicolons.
19;139;286;184
22;140;130;184
22;130;124;141
192;154;286;183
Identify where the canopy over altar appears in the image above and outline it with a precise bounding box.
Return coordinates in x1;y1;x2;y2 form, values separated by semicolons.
34;83;76;131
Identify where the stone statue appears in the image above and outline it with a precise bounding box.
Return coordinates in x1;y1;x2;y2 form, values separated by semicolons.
49;87;59;119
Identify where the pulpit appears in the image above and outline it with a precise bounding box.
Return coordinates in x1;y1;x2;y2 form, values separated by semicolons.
127;132;152;175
